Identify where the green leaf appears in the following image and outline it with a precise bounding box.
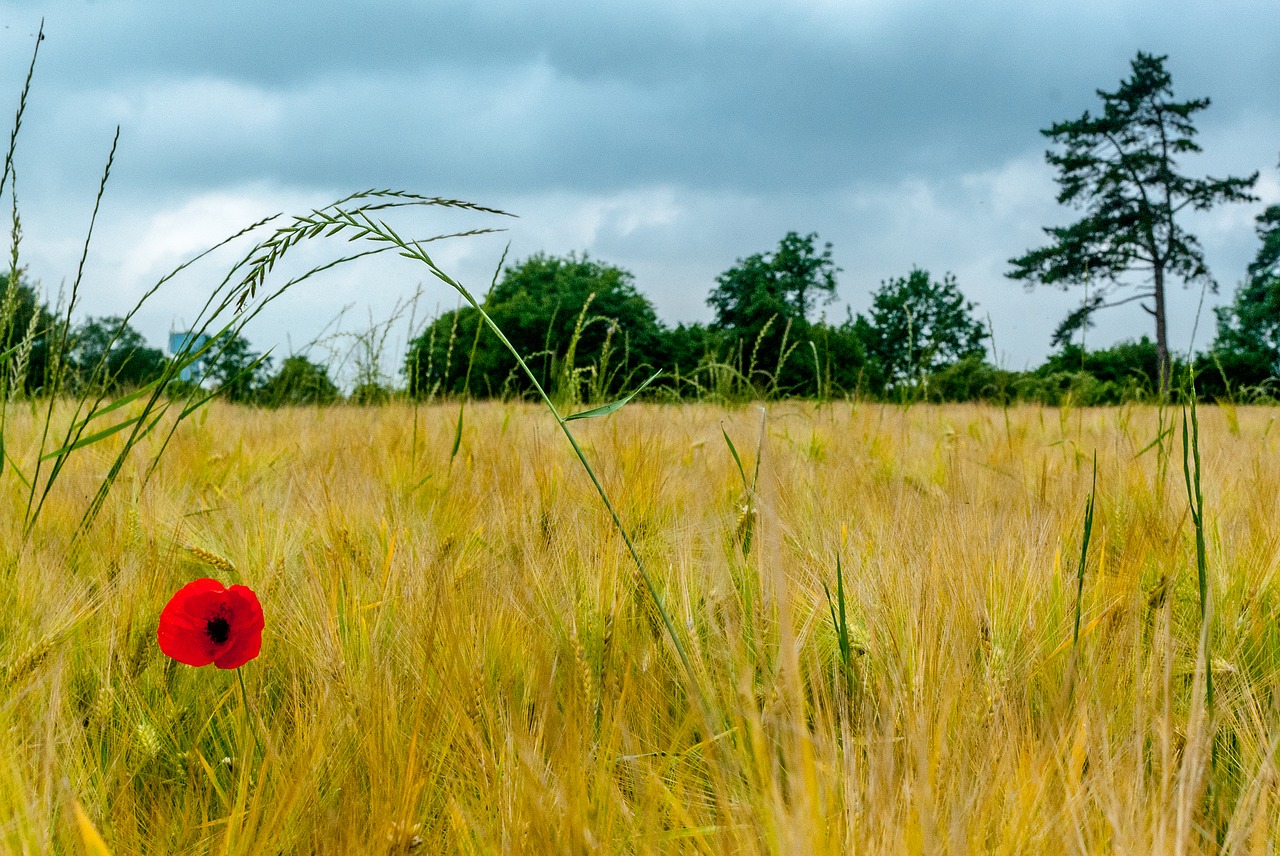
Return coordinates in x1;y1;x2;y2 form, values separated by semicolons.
564;371;660;421
721;427;749;490
451;405;464;461
1071;455;1097;649
5;446;31;492
1133;426;1173;459
75;376;167;424
40;413;145;461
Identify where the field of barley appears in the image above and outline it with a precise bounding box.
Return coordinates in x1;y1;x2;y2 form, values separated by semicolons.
3;400;1280;854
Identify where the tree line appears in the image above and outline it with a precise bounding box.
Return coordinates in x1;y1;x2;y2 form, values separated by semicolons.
3;53;1277;406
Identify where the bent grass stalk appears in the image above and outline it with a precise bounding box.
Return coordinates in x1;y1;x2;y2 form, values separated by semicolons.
450;243;509;468
24;193;500;538
230;204;710;719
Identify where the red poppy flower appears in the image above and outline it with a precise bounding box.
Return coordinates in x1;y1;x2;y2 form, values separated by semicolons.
157;578;263;669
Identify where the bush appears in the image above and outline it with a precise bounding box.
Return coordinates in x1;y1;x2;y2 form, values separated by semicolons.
926;356;1017;403
259;355;340;406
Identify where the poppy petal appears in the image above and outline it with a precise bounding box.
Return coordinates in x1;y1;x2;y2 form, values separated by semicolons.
158;578;225;666
157;578;263;669
213;629;262;669
213;586;264;669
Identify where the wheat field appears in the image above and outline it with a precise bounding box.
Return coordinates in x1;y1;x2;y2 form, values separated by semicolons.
2;400;1279;854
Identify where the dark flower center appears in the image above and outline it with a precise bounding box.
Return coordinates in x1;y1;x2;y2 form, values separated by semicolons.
205;616;231;645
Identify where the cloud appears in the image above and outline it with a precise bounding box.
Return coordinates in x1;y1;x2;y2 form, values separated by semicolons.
9;0;1271;198
1;0;1277;370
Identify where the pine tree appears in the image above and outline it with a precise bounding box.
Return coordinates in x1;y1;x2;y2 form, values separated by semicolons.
1009;52;1257;392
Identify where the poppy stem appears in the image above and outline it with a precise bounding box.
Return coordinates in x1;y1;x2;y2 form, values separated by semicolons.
236;667;263;758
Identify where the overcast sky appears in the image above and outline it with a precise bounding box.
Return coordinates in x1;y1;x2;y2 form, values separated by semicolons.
1;1;1277;378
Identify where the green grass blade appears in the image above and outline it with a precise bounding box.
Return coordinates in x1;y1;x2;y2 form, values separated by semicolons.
5;445;31;492
564;370;660;421
823;555;854;697
1133;426;1173;459
750;406;766;492
721;427;749;491
450;406;464;462
1071;454;1097;649
1181;369;1212;716
39;413;145;461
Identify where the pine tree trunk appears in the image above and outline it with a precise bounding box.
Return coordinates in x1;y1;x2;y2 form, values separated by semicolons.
1153;263;1171;397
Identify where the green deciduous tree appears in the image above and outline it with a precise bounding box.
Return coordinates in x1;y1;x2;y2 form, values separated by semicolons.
259;354;340;406
1008;52;1258;392
206;331;271;404
813;311;877;399
864;268;986;393
68;315;167;392
406;252;663;402
707;231;838;332
1207;195;1280;391
706;232;839;394
0;270;54;395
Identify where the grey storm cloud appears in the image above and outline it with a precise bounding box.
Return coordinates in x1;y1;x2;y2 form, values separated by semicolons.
8;0;1275;196
0;0;1277;369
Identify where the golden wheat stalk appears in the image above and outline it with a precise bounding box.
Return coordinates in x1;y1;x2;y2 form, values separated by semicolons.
181;543;238;576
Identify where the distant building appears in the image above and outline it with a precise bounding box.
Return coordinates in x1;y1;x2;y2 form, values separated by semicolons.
168;331;211;382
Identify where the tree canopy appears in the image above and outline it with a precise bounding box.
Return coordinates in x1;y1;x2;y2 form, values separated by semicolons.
68;316;167;392
205;331;272;403
864;268;986;393
260;354;341;406
406;252;663;402
705;232;840;394
1208;198;1280;391
1008;52;1257;392
707;231;838;333
0;270;54;396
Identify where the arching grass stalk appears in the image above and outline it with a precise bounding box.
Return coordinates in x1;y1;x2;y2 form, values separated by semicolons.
232;205;710;719
449;244;509;469
0;20;40;203
32;194;499;538
414;249;702;709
